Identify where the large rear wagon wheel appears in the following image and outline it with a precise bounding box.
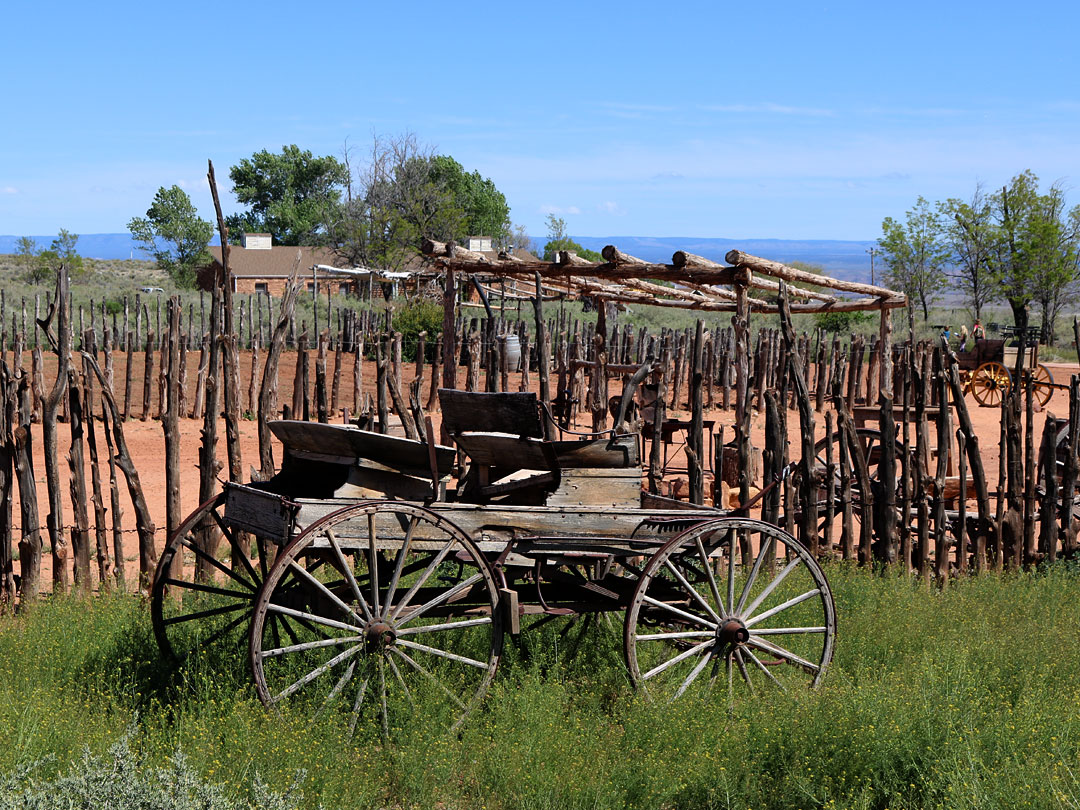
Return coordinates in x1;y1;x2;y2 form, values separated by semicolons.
250;501;503;739
625;518;835;702
969;362;1011;407
151;492;274;664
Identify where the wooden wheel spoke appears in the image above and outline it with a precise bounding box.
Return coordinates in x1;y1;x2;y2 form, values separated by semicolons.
378;654;389;738
176;534;257;592
695;536;726;617
382;515;419;620
395;573;482;628
163;577;251;601
266;602;364;634
726;529;736;614
269;642;364;705
745;635;820;673
210;509;261;585
196;611;250;648
347;674;372;738
286;559;366;626
163;601;247;626
642;638;714;681
745;588;821;628
663;558;722;624
733;648;755;695
389;544;456;621
318;658;357;717
740;556;801;619
391;648;468;709
396;638;489;669
672;646;715;700
397;616;492;636
641;594;718;629
387;654;415;709
736;533;775;615
323;527;373;622
636;629;715;642
751;626;827;635
742;646;785;690
261;634;365;660
368;514;382;619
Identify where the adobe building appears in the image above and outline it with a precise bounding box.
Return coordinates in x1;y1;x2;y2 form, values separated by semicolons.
197;233;358;297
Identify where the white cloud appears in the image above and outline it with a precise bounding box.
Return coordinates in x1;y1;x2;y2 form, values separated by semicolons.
0;186;17;194
699;102;834;117
540;204;581;215
598;201;625;215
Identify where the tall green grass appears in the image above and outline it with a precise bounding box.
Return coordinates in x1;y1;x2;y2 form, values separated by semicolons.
2;567;1080;808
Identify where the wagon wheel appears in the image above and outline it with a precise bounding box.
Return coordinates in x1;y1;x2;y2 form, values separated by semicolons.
151;492;274;663
969;362;1011;407
1032;364;1055;408
625;518;835;701
250;501;503;738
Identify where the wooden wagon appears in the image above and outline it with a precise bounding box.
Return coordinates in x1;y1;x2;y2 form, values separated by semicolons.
150;389;836;736
957;333;1055;407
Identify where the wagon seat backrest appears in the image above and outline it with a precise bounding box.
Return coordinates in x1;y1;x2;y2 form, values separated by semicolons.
266;420;456;502
438;389;560;503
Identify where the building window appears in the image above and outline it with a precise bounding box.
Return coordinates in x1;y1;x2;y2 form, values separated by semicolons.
339;282;351;295
254;282;269;295
307;282;316;293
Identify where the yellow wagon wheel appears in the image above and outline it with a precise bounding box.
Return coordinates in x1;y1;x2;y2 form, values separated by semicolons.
969;362;1011;407
1032;364;1055;407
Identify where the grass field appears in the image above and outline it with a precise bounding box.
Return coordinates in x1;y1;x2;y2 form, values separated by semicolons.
1;565;1079;809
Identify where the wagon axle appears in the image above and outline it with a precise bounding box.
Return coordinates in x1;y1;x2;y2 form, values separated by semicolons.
717;618;750;646
364;620;397;652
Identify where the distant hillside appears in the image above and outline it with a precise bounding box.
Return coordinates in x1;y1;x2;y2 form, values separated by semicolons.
563;236;879;284
0;233;880;285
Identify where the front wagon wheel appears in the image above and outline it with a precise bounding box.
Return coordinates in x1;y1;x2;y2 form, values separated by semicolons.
249;501;503;739
625;518;835;702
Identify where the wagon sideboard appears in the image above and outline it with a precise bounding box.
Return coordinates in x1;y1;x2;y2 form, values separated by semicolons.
287;498;722;552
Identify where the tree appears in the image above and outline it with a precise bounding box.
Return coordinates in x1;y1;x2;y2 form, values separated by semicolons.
14;236;39;279
428;155;511;245
878;198;948;320
987;171;1080;342
939;186;996;320
332;133;515;273
509;223;536;256
541;215;601;262
128;186;214;288
34;229;84;282
227;145;348;246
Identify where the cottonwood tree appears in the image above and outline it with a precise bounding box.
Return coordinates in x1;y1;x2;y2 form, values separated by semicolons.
988;171;1080;342
34;230;83;282
226;145;348;245
939;186;996;321
878;197;948;321
14;236;38;279
128;185;213;288
541;215;601;262
333;133;513;271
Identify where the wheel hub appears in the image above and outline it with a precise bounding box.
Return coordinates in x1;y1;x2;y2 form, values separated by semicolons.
365;621;397;651
717;618;749;647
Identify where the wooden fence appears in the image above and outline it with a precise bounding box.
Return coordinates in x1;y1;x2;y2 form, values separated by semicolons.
0;269;1075;609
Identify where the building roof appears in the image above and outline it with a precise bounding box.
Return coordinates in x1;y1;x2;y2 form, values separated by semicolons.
208;245;340;278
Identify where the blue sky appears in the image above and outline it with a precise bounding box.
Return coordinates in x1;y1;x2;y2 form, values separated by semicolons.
2;0;1078;242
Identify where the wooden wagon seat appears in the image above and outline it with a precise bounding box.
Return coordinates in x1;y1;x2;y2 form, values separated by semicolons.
266;420;456;500
438;389;641;470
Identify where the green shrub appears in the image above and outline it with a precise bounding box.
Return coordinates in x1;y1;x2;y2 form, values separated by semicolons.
391;299;443;361
815;309;874;334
